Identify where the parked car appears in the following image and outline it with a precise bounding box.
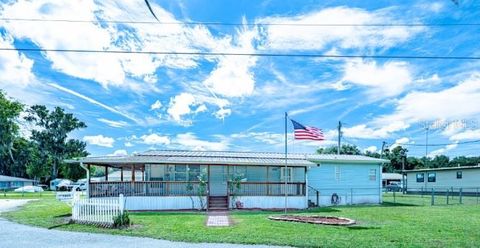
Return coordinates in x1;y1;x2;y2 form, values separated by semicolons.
70;181;87;191
50;178;72;191
14;186;44;193
386;182;403;192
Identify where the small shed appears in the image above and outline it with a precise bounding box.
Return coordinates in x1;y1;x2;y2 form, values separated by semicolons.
0;175;36;190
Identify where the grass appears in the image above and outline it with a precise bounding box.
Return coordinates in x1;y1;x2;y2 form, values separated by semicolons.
2;195;480;247
0;191;55;199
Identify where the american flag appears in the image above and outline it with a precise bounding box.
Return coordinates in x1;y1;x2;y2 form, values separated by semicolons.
291;119;324;141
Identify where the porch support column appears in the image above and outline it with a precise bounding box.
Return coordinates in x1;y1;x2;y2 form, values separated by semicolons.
120;167;124;182
131;165;135;182
87;164;91;184
142;165;145;181
105;166;108;181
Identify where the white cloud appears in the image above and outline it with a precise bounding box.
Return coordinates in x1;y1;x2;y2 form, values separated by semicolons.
167;93;197;124
0;34;35;87
174;133;229;151
124;142;134;147
108;149;128;156
450;129;480;141
339;60;413;97
364;146;378;153
140;133;170;145
428;143;458;157
374;73;480;132
390;137;410;149
97;118;129;128
83;135;115;147
150;100;163;110
258;6;423;51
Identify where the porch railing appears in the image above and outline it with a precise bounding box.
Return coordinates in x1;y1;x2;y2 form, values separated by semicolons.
89;181;207;198
228;182;306;196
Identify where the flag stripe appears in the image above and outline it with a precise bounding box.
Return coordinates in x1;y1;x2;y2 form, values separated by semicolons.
291;119;324;141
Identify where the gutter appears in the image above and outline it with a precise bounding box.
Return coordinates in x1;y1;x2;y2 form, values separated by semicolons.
79;161;89;198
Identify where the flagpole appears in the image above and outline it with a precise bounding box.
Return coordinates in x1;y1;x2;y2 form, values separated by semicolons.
284;112;288;214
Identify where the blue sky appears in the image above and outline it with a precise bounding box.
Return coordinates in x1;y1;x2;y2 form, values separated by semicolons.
1;0;480;157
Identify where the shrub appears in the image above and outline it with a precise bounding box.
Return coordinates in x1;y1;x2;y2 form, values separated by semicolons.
113;211;130;228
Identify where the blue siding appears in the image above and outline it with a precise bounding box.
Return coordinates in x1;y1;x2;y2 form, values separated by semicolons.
308;163;382;205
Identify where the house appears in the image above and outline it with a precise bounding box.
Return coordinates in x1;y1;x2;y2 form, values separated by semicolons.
67;150;387;211
405;165;480;194
0;175;36;190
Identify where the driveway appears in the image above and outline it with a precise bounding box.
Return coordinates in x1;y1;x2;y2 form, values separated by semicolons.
0;199;285;248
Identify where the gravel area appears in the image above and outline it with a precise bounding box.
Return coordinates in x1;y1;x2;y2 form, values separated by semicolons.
0;199;285;248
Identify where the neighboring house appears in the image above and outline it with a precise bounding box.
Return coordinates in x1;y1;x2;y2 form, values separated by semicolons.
382;173;403;187
405;165;480;193
50;178;73;190
0;175;36;190
67;150;387;211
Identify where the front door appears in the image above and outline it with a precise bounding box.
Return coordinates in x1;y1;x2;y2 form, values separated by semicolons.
209;165;227;196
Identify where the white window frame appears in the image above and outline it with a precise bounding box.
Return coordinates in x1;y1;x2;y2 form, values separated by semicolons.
369;169;376;181
281;167;293;182
335;166;341;182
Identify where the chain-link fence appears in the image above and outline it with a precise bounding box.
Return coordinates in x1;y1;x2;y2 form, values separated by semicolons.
383;187;480;206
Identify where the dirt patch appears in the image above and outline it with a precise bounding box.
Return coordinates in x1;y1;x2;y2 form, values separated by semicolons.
269;215;356;226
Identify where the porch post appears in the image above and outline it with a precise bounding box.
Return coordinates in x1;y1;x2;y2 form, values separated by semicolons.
142;165;145;181
105;166;108;181
131;165;135;182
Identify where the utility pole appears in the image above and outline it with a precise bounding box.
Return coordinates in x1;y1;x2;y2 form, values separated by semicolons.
401;149;406;194
380;141;387;159
425;126;429;166
337;121;342;155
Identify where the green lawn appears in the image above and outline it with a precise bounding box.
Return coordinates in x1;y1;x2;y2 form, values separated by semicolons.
2;195;480;247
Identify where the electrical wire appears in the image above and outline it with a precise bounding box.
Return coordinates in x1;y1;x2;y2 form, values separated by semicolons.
0;47;478;60
1;17;480;27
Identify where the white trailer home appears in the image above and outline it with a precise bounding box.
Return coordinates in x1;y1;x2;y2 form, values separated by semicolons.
67;150;387;211
405;165;480;194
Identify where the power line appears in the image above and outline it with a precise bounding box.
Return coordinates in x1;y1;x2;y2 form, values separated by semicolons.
395;139;480;147
1;17;480;27
0;47;479;60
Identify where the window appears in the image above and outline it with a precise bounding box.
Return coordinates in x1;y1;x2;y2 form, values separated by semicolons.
428;173;436;182
457;171;462;179
369;169;377;181
188;165;201;181
335;166;341;181
416;173;424;182
281;167;293;182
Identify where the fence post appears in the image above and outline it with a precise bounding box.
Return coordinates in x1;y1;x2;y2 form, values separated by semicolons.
393;190;396;203
451;186;454;200
119;194;125;214
421;186;424;198
431;188;435;206
459;188;463;204
350;188;353;205
477;188;479;204
446;189;449;205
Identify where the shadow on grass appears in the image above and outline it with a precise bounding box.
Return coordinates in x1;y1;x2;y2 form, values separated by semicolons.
54;213;72;218
381;202;420;207
306;207;341;213
347;226;381;230
48;222;73;229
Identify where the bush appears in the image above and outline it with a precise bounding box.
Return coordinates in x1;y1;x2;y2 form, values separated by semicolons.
113;211;130;228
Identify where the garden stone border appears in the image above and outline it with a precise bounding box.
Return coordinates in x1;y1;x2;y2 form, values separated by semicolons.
268;215;356;226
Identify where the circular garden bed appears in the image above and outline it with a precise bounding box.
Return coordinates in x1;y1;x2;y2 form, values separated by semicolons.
268;215;355;226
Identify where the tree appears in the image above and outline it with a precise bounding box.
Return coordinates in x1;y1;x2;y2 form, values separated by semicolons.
60;139;89;180
431;155;449;168
317;144;362;155
25;105;87;180
0;91;24;175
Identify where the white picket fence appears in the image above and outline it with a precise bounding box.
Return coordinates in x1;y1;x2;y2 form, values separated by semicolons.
72;194;125;226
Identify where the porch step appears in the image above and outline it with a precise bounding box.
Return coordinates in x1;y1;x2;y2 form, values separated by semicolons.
208;196;228;210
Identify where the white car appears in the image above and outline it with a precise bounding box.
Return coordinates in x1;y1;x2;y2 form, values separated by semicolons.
14;186;44;193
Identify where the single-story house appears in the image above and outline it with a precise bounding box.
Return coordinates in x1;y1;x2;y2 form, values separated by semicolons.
0;175;36;190
67;150;387;211
405;165;480;194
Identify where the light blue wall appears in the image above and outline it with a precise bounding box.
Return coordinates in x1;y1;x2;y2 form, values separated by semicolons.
308;163;382;205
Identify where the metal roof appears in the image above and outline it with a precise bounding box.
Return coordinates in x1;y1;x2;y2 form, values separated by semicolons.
67;150;388;167
0;175;36;182
405;165;480;173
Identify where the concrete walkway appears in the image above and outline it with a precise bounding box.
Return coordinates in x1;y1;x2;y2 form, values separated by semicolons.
206;211;231;227
0;199;284;248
